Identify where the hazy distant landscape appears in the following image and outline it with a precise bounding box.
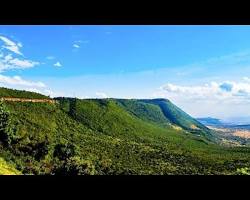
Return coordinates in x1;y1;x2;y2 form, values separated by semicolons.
197;117;250;146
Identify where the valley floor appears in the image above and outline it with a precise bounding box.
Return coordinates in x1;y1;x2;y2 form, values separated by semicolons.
208;125;250;147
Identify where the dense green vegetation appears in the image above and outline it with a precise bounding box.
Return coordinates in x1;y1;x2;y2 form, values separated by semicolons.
117;98;215;140
0;88;249;175
142;99;212;136
116;99;171;127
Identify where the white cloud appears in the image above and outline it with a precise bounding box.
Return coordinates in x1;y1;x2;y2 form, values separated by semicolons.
8;58;39;69
0;75;46;88
17;42;22;47
154;78;250;118
73;44;80;48
243;77;250;82
0;36;16;46
0;36;23;55
0;35;40;72
157;80;250;101
95;92;108;98
54;62;62;67
72;40;89;49
0;35;50;98
0;55;39;71
4;54;13;61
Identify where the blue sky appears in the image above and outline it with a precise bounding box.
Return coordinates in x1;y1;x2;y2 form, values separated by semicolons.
1;25;250;119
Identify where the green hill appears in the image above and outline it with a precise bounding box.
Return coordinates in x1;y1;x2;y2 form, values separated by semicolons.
0;88;249;175
140;99;212;137
116;98;210;133
115;99;171;127
0;87;50;99
140;99;207;129
56;98;182;142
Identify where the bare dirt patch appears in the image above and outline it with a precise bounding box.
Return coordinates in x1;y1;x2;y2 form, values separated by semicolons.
208;126;250;139
233;130;250;139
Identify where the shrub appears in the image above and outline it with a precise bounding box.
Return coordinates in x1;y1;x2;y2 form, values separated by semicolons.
53;142;76;161
0;101;17;146
53;156;96;175
236;167;250;175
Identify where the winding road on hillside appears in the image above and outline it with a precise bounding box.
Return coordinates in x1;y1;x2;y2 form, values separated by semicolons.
0;97;56;104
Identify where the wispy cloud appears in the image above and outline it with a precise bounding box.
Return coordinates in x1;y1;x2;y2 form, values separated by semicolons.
0;54;39;72
0;35;40;72
54;61;62;67
8;57;39;69
204;51;250;66
0;75;45;88
0;34;66;100
73;44;80;48
72;40;90;49
0;34;51;97
0;36;23;55
17;42;22;48
142;49;250;82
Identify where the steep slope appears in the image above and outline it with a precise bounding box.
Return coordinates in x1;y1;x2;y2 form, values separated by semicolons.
115;99;171;128
115;98;212;138
55;98;185;142
140;99;212;137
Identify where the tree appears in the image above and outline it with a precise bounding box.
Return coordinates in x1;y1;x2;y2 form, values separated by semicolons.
53;142;76;161
0;101;16;146
53;156;96;175
69;98;77;119
33;139;50;161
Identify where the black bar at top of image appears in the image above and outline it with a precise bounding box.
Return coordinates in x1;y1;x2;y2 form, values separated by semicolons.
1;1;250;25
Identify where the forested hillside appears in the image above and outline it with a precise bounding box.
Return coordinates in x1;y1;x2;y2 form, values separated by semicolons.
0;88;249;175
